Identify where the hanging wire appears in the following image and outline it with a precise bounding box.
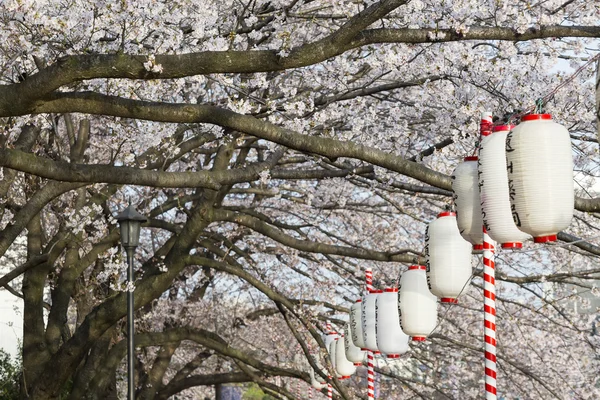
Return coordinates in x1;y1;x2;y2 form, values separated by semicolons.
508;52;600;123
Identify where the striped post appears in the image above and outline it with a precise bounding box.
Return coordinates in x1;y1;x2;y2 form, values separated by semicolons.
483;228;497;399
365;268;374;293
365;268;375;399
308;386;313;399
367;351;375;399
327;383;333;399
481;111;497;400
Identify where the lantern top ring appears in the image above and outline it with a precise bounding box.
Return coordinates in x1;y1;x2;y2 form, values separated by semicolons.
521;113;552;121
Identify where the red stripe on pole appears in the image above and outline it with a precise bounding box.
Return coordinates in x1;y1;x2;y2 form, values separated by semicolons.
485;383;498;395
485;368;497;379
485;320;496;331
483;258;495;268
485;351;497;363
485;335;497;346
484;305;496;316
484;290;496;301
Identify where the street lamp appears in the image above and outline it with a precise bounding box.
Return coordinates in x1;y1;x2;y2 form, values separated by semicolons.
116;203;147;400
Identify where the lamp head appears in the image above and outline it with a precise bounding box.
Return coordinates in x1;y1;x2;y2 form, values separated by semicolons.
116;204;147;249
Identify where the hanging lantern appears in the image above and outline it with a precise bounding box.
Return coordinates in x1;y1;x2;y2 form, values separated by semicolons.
349;299;366;349
425;212;472;303
452;156;483;252
323;329;338;378
328;339;349;380
323;330;338;351
505;114;574;242
335;334;357;378
478;125;531;249
344;322;366;366
398;265;437;341
399;265;438;341
328;339;339;378
310;367;327;389
361;290;381;352
375;288;409;358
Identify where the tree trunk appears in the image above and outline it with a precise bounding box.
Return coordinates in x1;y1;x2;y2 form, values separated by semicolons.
596;57;600;144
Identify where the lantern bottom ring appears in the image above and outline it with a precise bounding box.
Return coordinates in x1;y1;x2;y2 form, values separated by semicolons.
386;354;401;359
411;336;427;342
502;242;523;249
472;244;484;253
441;297;458;304
534;234;558;243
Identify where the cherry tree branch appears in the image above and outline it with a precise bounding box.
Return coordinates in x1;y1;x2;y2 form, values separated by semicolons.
211;208;422;263
0;148;281;189
1;24;599;115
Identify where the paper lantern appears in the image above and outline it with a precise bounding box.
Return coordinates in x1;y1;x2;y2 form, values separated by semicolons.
328;339;340;378
425;212;472;303
361;290;381;352
349;299;366;349
399;265;438;341
344;322;366;366
505;114;574;242
323;330;338;351
452;156;483;252
375;288;409;358
478;125;531;249
310;367;327;389
335;334;357;377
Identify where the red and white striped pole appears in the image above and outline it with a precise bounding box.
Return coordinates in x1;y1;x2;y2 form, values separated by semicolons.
308;386;313;399
483;228;497;399
325;321;333;400
480;111;497;400
365;268;375;400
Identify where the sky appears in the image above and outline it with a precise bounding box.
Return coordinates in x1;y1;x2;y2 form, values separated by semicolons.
0;289;22;358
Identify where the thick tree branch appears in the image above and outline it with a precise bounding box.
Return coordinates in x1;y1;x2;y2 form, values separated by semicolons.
0;147;281;189
32;92;452;190
1;24;598;115
211;208;423;263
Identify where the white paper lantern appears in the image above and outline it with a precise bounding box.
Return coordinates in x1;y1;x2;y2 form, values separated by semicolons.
425;212;472;303
375;288;409;358
335;334;357;377
349;299;366;349
478;125;531;249
328;339;339;377
399;265;438;341
361;290;381;352
505;114;574;242
452;156;483;252
323;331;338;351
344;322;366;365
310;367;327;389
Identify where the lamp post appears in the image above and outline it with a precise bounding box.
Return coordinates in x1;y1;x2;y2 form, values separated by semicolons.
116;203;147;400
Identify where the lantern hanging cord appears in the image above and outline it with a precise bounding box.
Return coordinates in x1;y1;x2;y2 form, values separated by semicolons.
509;52;600;123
